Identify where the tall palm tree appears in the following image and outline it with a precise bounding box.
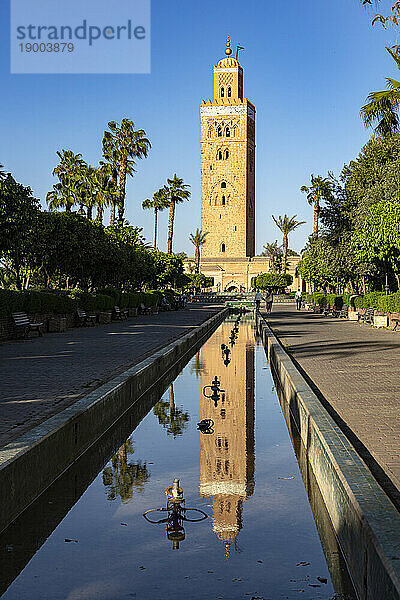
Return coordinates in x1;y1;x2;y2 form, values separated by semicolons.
360;46;400;136
103;119;151;225
166;174;191;254
189;228;209;272
272;214;305;274
301;174;333;238
95;167;117;223
142;187;170;249
101;136;121;228
46;150;86;212
262;240;281;273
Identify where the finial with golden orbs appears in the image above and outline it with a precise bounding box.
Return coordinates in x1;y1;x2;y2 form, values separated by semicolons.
225;36;232;56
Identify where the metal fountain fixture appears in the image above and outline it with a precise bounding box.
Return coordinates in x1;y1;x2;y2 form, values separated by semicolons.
143;479;208;549
197;418;214;434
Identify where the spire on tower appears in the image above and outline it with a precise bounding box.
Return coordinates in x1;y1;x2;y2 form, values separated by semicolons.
225;36;232;56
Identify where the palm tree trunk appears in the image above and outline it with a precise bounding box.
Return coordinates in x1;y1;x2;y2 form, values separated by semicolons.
195;247;200;273
167;199;175;254
314;195;319;238
118;154;127;224
154;208;158;250
97;205;103;223
169;384;175;417
87;205;93;220
282;234;288;274
110;169;117;227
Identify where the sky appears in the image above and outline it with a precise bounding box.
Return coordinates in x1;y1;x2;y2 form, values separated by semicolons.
0;0;399;255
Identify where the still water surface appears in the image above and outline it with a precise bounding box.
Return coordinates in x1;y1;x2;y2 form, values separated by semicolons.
0;318;356;599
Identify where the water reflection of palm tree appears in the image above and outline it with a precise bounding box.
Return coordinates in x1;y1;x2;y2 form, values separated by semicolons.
102;439;149;502
153;384;190;438
190;351;204;379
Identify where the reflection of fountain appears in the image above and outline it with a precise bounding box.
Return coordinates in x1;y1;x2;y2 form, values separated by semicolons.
143;478;208;550
199;322;255;557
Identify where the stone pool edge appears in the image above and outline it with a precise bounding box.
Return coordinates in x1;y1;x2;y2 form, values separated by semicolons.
256;312;400;600
0;308;228;534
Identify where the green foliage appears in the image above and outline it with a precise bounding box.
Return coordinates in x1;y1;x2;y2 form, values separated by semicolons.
353;291;385;308
254;272;293;290
378;291;400;312
0;289;76;317
183;273;213;290
149;251;185;288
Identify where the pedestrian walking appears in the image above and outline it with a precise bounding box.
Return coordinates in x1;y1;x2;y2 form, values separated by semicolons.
254;290;263;312
264;289;273;314
295;289;302;310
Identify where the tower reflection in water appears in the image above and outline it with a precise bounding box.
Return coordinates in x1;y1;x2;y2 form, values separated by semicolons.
199;320;255;558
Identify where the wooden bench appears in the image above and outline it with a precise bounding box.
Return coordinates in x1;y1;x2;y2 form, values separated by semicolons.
391;312;400;331
139;302;152;315
360;307;374;325
76;308;96;326
332;304;348;318
113;306;128;320
12;312;43;338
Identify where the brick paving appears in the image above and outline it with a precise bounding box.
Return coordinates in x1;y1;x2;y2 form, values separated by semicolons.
264;305;400;508
0;304;222;449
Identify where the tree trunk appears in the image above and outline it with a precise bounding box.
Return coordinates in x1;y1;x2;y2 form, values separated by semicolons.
395;273;400;290
96;206;103;223
362;276;366;295
110;203;115;227
167;199;175;254
118;154;127;224
314;195;319;238
282;234;288;274
195;247;200;273
154;208;158;250
169;384;175;417
110;169;117;228
87;205;93;220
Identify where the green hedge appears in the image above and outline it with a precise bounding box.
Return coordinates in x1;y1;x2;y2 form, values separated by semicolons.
353;291;384;309
377;291;400;313
0;288;163;317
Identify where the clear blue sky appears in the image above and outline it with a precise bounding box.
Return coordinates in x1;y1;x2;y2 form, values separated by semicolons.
0;0;398;254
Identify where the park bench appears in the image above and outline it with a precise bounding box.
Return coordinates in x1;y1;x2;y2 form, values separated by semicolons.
12;312;43;338
76;308;96;326
360;307;374;326
159;297;172;311
322;303;332;316
113;306;128;321
139;302;152;315
338;304;348;318
391;312;400;331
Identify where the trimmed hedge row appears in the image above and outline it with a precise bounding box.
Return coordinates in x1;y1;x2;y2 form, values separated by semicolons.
0;288;171;318
306;290;400;313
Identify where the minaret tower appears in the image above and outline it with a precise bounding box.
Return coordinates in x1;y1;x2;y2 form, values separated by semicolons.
200;38;256;260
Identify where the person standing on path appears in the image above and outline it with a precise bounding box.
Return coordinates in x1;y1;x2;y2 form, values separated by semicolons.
295;289;302;310
254;290;263;312
264;289;273;314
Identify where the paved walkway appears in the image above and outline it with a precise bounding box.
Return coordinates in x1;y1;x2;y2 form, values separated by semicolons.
0;304;222;449
263;305;400;509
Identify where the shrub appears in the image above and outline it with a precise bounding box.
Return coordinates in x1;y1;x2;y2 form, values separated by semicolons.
378;291;400;313
255;272;293;290
353;291;384;309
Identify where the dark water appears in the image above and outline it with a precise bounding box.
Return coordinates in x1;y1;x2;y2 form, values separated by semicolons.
0;318;356;600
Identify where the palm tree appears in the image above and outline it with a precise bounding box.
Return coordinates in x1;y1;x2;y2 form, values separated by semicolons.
189;228;209;272
46;150;86;212
102;439;149;502
101;136;122;228
272;214;305;274
261;240;281;272
301;174;333;238
360;46;400;136
153;384;190;438
142;187;170;249
0;164;6;180
95;167;116;223
166;174;191;254
103;119;151;225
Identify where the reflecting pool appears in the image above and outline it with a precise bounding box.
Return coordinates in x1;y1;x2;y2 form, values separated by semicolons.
0;318;356;599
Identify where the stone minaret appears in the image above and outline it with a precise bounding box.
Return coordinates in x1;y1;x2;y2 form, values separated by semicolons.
200;37;256;259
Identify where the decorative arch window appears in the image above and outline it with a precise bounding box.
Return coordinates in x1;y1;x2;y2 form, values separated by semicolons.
232;125;237;137
207;126;213;138
217;126;222;137
225;126;231;138
220;87;225;97
221;243;226;253
234;225;237;231
221;181;226;189
224;149;229;160
217;150;223;160
221;195;226;206
227;86;232;97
